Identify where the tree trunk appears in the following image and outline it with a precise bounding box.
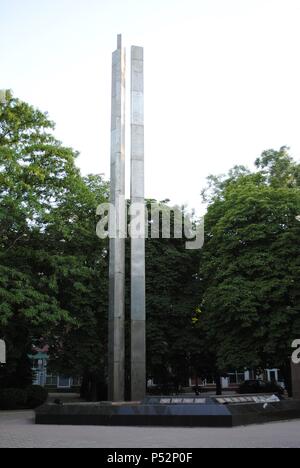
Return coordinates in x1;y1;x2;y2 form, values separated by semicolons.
281;361;292;397
215;373;222;396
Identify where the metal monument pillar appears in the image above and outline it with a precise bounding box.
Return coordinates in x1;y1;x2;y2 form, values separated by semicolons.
108;36;146;402
292;361;300;399
130;46;146;401
108;34;126;402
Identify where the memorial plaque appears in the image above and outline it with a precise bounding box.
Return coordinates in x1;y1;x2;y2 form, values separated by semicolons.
216;398;226;404
225;398;234;403
253;396;266;403
183;398;194;404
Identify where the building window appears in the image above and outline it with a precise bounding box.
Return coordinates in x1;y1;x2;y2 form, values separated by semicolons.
57;376;72;388
228;372;245;384
46;375;57;386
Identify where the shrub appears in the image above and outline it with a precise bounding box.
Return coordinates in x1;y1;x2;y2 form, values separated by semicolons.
147;384;178;396
0;385;48;410
0;388;28;410
26;385;48;409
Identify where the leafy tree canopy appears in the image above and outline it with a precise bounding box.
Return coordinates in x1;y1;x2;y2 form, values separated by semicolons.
0;94;109;389
199;148;300;389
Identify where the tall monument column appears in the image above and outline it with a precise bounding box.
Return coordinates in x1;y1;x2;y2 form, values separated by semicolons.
108;35;126;402
292;361;300;399
130;46;146;401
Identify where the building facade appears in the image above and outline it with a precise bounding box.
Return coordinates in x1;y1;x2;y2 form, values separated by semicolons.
29;348;81;392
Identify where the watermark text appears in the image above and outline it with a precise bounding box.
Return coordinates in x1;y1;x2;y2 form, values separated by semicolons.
96;200;204;250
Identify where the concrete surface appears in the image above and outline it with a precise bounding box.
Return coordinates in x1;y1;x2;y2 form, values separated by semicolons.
0;410;300;448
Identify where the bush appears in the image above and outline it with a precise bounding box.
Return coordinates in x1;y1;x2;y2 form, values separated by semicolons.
26;385;48;409
0;388;28;410
147;384;179;396
0;385;48;410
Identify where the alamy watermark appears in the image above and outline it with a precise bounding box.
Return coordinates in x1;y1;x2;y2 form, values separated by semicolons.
292;340;300;365
96;204;300;251
96;199;204;250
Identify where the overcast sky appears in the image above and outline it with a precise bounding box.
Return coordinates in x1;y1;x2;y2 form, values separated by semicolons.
1;0;300;213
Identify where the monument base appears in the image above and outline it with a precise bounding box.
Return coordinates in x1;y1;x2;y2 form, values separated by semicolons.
35;395;300;428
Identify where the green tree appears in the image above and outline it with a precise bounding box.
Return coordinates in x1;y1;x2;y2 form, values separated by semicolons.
0;94;81;387
45;174;109;400
200;150;300;394
144;202;202;389
0;94;110;390
255;146;300;189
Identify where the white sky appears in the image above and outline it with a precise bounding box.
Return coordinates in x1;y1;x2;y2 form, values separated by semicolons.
1;0;300;213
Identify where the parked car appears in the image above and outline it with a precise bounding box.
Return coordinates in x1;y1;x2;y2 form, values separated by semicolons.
238;380;284;395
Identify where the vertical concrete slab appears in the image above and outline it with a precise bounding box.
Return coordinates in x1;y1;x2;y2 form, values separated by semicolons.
108;34;126;402
130;46;146;401
0;339;6;364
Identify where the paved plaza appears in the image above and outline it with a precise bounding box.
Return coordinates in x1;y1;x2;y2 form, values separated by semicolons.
0;410;300;448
